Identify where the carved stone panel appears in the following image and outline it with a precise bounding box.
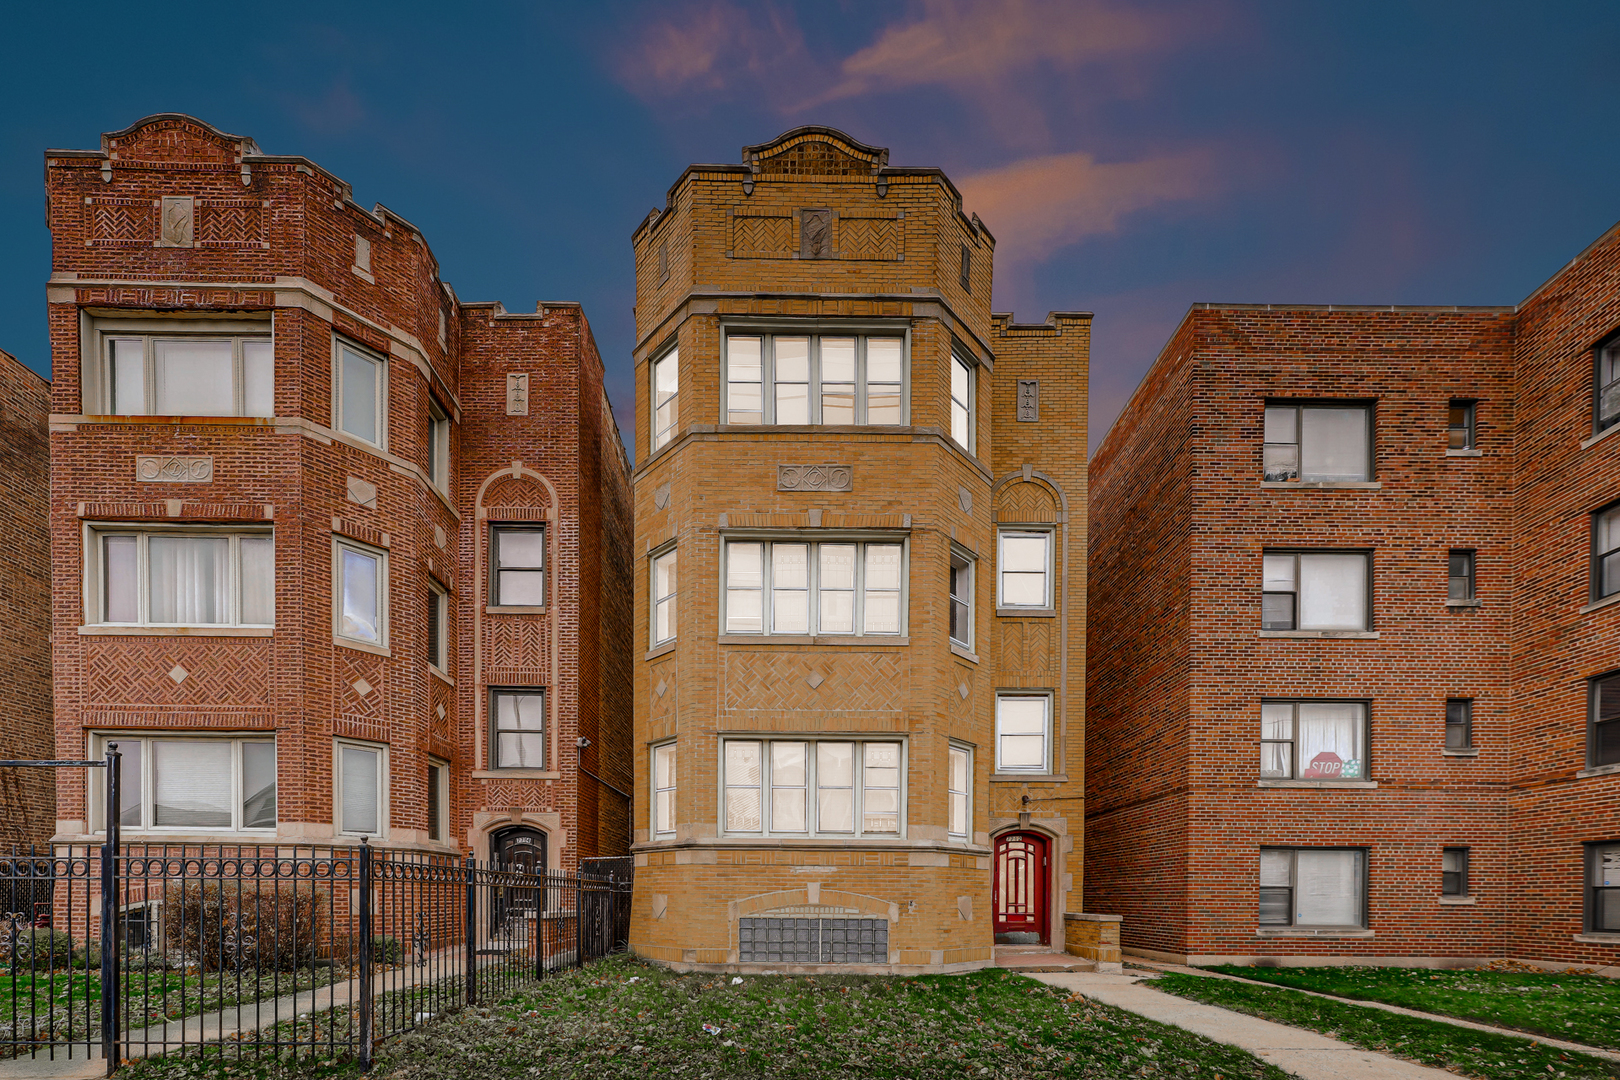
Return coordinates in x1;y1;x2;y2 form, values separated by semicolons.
135;455;213;483
1016;380;1040;422
800;209;833;258
778;464;852;492
506;373;530;416
158;196;194;248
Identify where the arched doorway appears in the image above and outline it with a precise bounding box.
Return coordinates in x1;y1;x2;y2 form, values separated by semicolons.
490;826;548;933
992;831;1049;945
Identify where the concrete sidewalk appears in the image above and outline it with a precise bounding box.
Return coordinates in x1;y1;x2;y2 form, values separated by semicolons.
1027;970;1458;1079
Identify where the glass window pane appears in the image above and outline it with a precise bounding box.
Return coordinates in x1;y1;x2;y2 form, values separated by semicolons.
867;338;902;384
727;589;762;633
727;741;761;786
497;733;546;768
242;340;274;417
728;334;763;425
340;548;381;641
1261;593;1295;630
498;570;545;606
726;787;762;832
654;744;675;789
104;535;139;622
819;544;855;590
864;742;899;780
241;741;276;829
1298;554;1367;630
1260;742;1292;777
950;747;969;792
148;536;229;624
1301;408;1369;482
999;697;1048;734
817;742;853;787
1259;849;1292;887
952;356;970;406
773;544;809;588
817;788;853;832
1297;703;1365;779
1002;536;1048;573
773;589;809;634
776;382;809;425
775;338;809;382
862;788;899;833
771;742;806;786
153;741;233;828
863;592;900;634
865;544;902;590
949;791;967;836
771;787;806;831
340;346;380;443
1002;573;1047;607
240;536;275;626
655;550;677;600
1263;406;1296;444
340;746;380;834
497;530;545;569
1295;850;1362;926
1263;443;1300;482
1260;703;1294;740
155;340;234;415
728;543;763;589
117;740;143;827
999;735;1045;770
820;337;856;424
1262;554;1296;590
655;789;673;834
1258;887;1292;925
110;338;145;415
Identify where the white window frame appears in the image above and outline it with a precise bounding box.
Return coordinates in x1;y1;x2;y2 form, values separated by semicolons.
91;316;274;418
650;346;679;453
489;687;547;770
950;350;975;453
719;736;906;839
426;757;449;843
651;545;677;646
997;528;1053;611
427;398;451;493
427;578;448;672
333;336;387;449
720;328;910;427
333;537;389;649
1262;402;1373;483
1259;700;1370;782
86;524;275;629
949;545;975;648
1262;550;1372;632
334;739;388;838
1259;847;1368;929
947;743;972;841
652;741;676;838
995;693;1052;774
91;733;276;834
721;536;907;638
489;525;547;609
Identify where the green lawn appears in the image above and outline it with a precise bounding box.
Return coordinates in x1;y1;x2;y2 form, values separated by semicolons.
1153;971;1620;1080
117;954;1294;1080
1198;965;1620;1050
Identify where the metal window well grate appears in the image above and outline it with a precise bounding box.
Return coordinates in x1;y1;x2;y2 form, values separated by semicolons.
738;917;888;964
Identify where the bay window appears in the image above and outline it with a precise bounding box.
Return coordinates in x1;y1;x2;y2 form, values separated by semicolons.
335;338;385;447
1260;701;1368;781
1262;551;1370;631
651;348;678;451
723;538;904;637
92;527;273;628
722;738;903;838
723;331;906;426
96;735;275;832
1259;848;1366;928
1263;403;1372;483
99;322;273;417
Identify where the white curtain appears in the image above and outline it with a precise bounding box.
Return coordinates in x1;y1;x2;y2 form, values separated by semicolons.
771;544;810;633
109;338;146;415
241;741;276;828
1296;850;1362;926
103;535;139;622
153;741;232;827
149;536;229;624
770;742;807;831
340;347;379;442
997;697;1048;770
725;543;763;632
240;536;275;625
155;340;234;416
774;338;810;423
1298;554;1366;630
815;742;854;833
725;742;762;832
242;340;275;418
1297;703;1364;779
495;692;545;767
1301;408;1368;482
863;545;902;633
340;746;380;834
340;549;380;641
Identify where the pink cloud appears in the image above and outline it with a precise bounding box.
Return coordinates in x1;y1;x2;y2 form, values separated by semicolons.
613;1;810;101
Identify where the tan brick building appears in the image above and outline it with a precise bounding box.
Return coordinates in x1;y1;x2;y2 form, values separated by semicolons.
43;115;632;870
0;347;54;852
626;128;1089;972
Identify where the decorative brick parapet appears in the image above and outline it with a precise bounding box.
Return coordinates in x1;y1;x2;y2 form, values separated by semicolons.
1064;912;1122;972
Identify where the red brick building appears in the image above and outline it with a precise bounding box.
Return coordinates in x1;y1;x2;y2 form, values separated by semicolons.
1088;224;1620;968
43;115;632;870
0;347;54;851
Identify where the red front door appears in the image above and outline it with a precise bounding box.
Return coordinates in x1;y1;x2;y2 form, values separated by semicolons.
992;831;1049;944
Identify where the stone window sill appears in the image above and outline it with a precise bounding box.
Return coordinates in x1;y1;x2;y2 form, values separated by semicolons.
1445;599;1483;608
1260;481;1382;490
717;634;910;646
79;625;274;637
335;637;391;658
1255;928;1374;938
1258;630;1379;639
1442;748;1480;757
997;607;1056;618
1445;449;1483;457
645;640;677;661
1256;780;1377;789
429;664;454;687
1576;762;1620;780
472;769;560;780
950;642;980;664
1438;896;1476;905
1572;933;1620;944
990;772;1069;783
486;604;547;615
352;265;375;284
1579;592;1620;615
1580;423;1620;451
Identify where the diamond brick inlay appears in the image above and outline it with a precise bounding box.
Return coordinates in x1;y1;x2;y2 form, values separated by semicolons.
87;640;270;706
806;672;825;689
959;682;969;700
655;679;668;698
351;678;373;697
725;653;901;713
168;665;189;684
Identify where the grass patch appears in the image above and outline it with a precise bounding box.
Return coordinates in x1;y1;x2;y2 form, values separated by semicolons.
1153;971;1620;1080
1197;965;1620;1050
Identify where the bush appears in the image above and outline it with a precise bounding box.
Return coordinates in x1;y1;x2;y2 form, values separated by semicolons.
371;935;402;965
163;881;328;973
6;928;75;970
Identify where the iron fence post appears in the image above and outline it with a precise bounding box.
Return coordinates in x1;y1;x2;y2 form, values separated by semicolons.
574;868;582;969
101;745;121;1076
357;838;373;1071
464;855;476;1006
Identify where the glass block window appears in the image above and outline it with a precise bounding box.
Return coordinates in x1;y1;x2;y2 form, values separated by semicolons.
737;918;888;964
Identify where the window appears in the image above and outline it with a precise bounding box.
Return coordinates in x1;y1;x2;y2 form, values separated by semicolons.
1448;401;1476;451
1594;502;1620;602
1262;551;1369;631
721;738;903;837
334;539;387;646
93;528;274;628
996;694;1050;774
1263;403;1371;482
651;348;678;452
1446;699;1473;750
1597;333;1620;434
951;352;974;451
998;530;1052;610
490;689;545;769
1258;848;1366;928
96;735;275;832
723;539;903;637
1591;843;1620;933
651;547;677;645
426;760;447;842
101;325;273;417
335;339;385;447
1592;672;1620;769
723;332;905;426
336;741;385;836
1448;549;1476;602
652;742;676;838
490;526;545;607
1260;701;1368;781
949;549;973;647
427;581;447;670
427;400;450;491
1442;847;1469;897
947;744;971;840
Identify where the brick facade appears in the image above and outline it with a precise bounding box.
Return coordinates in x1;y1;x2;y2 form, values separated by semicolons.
0;348;53;850
1088;228;1620;967
43;115;632;868
626;128;1088;972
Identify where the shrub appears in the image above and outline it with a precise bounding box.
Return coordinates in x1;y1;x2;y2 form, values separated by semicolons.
162;881;328;973
371;935;402;965
6;928;75;970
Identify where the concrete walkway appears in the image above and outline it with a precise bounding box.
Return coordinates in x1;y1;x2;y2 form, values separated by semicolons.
1027;970;1459;1079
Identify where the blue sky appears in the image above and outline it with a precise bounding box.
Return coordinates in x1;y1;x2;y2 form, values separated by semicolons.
3;1;1618;455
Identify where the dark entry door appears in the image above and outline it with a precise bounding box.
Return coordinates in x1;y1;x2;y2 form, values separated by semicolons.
992;832;1048;944
491;826;547;930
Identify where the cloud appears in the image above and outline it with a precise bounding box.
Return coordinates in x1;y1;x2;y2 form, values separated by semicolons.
613;1;809;101
959;148;1215;267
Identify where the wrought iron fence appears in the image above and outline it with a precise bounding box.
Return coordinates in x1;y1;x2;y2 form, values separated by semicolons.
0;839;631;1074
